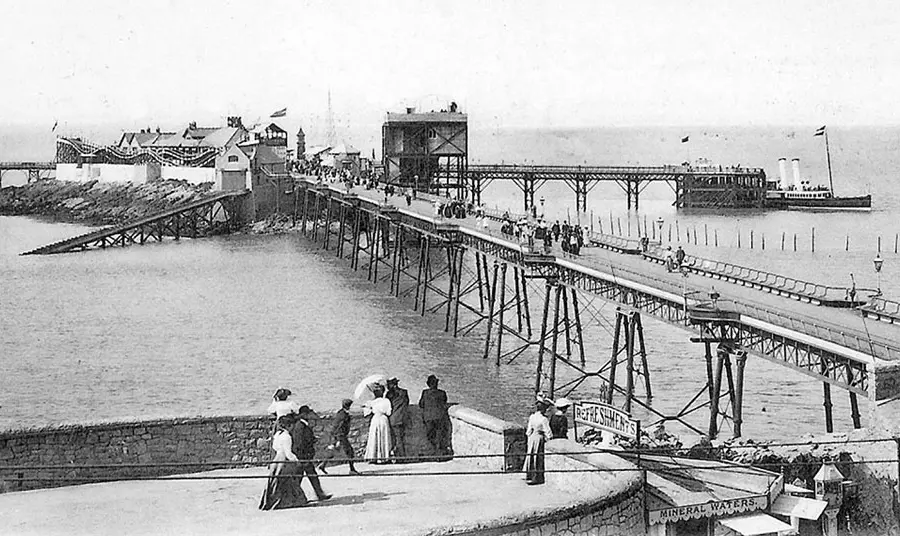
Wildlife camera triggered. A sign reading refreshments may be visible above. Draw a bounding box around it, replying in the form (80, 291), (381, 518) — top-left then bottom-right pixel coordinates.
(573, 400), (638, 440)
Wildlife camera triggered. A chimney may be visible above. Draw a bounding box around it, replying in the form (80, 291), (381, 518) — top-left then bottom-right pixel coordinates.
(406, 107), (416, 114)
(791, 158), (802, 190)
(778, 158), (787, 185)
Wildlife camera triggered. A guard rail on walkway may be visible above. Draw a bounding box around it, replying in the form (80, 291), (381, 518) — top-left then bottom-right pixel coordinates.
(642, 245), (853, 307)
(860, 297), (900, 324)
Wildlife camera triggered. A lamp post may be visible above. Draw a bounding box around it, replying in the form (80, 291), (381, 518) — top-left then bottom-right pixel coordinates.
(656, 217), (664, 245)
(540, 197), (545, 219)
(874, 254), (884, 296)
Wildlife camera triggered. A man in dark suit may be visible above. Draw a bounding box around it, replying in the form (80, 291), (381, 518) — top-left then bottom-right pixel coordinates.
(317, 398), (359, 475)
(292, 405), (331, 501)
(418, 374), (449, 456)
(386, 377), (410, 462)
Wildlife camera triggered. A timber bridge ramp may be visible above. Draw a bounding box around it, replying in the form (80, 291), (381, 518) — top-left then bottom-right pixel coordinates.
(21, 190), (248, 255)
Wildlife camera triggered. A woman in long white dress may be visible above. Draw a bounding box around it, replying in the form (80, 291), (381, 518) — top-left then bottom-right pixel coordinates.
(364, 386), (393, 464)
(523, 400), (552, 485)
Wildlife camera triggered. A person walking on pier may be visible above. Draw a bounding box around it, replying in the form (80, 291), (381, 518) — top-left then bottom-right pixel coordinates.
(523, 399), (552, 485)
(664, 246), (675, 272)
(675, 246), (686, 270)
(552, 221), (561, 241)
(259, 414), (309, 510)
(386, 377), (411, 462)
(292, 406), (332, 502)
(418, 374), (449, 457)
(317, 399), (360, 475)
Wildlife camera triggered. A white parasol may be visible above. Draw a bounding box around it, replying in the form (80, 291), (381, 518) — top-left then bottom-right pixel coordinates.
(353, 374), (387, 400)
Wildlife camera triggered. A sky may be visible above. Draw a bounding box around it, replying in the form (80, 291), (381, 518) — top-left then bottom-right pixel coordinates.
(1, 0), (898, 143)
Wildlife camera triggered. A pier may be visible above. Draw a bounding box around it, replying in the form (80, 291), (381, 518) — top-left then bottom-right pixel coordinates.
(464, 164), (768, 212)
(0, 161), (55, 186)
(290, 175), (898, 438)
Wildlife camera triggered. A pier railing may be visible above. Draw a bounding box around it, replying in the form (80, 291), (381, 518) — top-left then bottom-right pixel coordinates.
(642, 245), (851, 305)
(860, 296), (900, 324)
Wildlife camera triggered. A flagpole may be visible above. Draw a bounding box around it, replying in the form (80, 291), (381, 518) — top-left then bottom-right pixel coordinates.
(824, 129), (835, 194)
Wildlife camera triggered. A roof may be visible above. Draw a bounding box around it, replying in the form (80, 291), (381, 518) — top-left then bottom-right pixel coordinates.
(184, 126), (219, 140)
(638, 454), (783, 525)
(330, 142), (359, 155)
(253, 144), (284, 165)
(305, 145), (331, 157)
(813, 463), (844, 482)
(384, 112), (468, 124)
(199, 127), (243, 148)
(146, 132), (183, 147)
(252, 122), (287, 135)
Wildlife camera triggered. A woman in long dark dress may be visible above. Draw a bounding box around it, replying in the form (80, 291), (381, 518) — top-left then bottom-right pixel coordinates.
(523, 400), (552, 485)
(259, 415), (308, 510)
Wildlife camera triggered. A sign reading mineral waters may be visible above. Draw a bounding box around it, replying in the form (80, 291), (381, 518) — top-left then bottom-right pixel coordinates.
(573, 400), (638, 440)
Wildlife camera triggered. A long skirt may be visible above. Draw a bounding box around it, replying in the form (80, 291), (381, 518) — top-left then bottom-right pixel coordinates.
(523, 433), (546, 485)
(259, 461), (308, 510)
(364, 414), (392, 463)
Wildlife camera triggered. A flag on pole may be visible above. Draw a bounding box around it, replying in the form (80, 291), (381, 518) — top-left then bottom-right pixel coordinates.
(270, 107), (287, 118)
(814, 125), (826, 136)
(681, 136), (689, 143)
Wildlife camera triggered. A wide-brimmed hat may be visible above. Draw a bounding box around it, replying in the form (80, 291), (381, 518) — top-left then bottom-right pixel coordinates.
(387, 377), (399, 385)
(554, 397), (572, 409)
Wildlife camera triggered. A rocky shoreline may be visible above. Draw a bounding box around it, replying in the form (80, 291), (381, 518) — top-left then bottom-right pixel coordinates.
(0, 179), (214, 227)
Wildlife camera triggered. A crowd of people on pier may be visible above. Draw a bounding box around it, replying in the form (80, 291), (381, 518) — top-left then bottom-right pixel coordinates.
(258, 375), (451, 510)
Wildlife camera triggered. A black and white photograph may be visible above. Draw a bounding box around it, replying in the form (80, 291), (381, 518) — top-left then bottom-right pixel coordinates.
(0, 1), (898, 535)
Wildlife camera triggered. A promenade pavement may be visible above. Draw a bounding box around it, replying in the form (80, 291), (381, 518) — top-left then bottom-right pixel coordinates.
(338, 181), (900, 360)
(0, 459), (593, 536)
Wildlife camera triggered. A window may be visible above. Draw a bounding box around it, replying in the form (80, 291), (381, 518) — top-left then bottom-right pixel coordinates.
(227, 155), (239, 163)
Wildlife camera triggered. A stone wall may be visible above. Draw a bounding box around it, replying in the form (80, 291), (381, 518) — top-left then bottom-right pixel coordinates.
(447, 411), (646, 536)
(448, 405), (526, 472)
(0, 407), (432, 493)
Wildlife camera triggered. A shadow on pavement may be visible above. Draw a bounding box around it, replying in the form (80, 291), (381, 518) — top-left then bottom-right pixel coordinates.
(318, 491), (404, 507)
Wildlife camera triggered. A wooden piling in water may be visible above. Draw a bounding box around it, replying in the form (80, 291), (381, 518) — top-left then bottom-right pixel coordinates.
(750, 230), (754, 249)
(878, 235), (882, 252)
(812, 227), (816, 253)
(704, 224), (708, 246)
(793, 233), (797, 251)
(781, 232), (785, 251)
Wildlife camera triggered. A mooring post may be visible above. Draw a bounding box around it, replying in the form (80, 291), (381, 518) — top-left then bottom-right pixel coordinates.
(571, 287), (586, 367)
(733, 350), (747, 438)
(549, 283), (563, 397)
(607, 308), (623, 405)
(483, 261), (499, 359)
(534, 280), (553, 396)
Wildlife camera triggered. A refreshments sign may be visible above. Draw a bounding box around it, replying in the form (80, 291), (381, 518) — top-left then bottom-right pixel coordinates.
(573, 400), (639, 440)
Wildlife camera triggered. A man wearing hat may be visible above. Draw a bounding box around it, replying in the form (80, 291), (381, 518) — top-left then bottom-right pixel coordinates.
(386, 377), (410, 462)
(550, 398), (571, 439)
(317, 399), (359, 475)
(418, 374), (449, 456)
(292, 405), (332, 502)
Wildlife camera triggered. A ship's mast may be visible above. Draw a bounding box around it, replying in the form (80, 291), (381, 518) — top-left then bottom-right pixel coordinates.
(824, 129), (835, 193)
